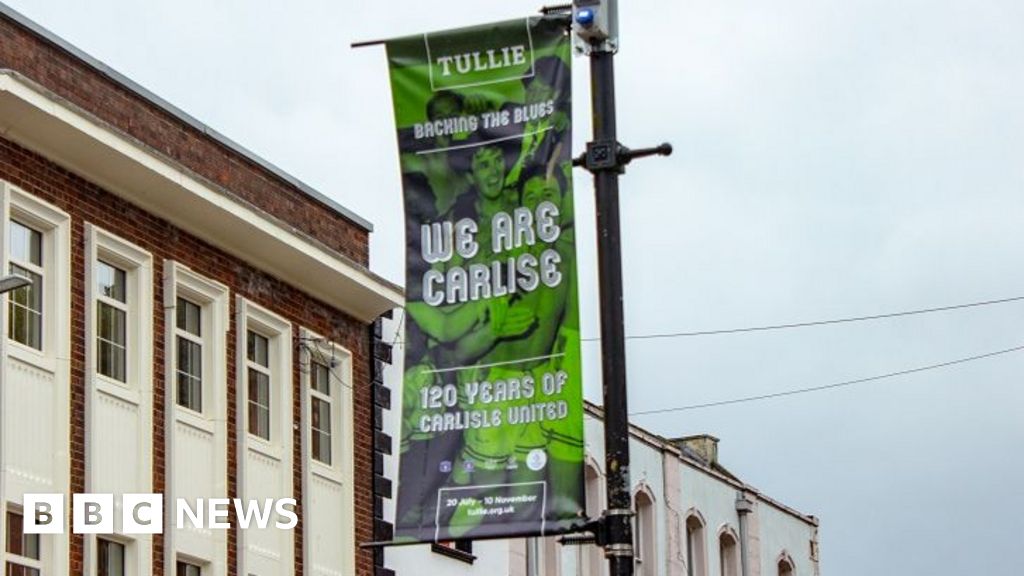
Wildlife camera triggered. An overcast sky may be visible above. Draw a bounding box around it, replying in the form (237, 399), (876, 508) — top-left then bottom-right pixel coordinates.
(6, 0), (1024, 573)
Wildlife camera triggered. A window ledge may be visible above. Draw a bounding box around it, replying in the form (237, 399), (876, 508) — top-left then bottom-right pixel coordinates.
(310, 461), (344, 484)
(246, 437), (283, 462)
(6, 342), (56, 374)
(431, 543), (476, 564)
(174, 408), (215, 435)
(95, 376), (140, 405)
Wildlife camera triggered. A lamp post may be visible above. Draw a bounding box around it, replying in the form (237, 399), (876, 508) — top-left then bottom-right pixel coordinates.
(570, 2), (671, 576)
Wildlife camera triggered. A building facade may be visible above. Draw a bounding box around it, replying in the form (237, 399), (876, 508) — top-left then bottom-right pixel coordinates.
(386, 404), (821, 576)
(0, 4), (402, 576)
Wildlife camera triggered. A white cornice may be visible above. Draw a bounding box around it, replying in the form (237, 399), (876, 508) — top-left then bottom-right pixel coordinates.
(0, 71), (403, 323)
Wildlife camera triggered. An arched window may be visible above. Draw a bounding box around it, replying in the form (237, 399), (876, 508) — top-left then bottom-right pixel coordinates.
(582, 461), (605, 576)
(633, 488), (656, 576)
(777, 552), (795, 576)
(526, 537), (561, 576)
(685, 512), (707, 576)
(718, 528), (739, 576)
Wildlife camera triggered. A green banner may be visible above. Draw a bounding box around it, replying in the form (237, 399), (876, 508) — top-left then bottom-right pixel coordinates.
(387, 16), (583, 542)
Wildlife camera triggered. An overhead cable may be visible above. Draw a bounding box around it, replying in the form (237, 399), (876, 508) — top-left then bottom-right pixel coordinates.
(582, 295), (1024, 342)
(630, 343), (1024, 415)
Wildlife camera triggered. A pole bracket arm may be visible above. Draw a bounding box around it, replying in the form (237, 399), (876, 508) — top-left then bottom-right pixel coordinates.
(578, 516), (609, 547)
(570, 506), (637, 550)
(539, 3), (574, 15)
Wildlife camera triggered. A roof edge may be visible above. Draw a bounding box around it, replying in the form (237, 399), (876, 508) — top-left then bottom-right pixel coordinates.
(0, 0), (374, 232)
(584, 401), (818, 527)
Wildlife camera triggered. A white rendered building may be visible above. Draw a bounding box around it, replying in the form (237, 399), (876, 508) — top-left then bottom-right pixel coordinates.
(386, 404), (820, 576)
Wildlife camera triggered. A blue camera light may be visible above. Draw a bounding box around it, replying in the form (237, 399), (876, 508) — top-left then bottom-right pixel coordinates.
(576, 8), (595, 26)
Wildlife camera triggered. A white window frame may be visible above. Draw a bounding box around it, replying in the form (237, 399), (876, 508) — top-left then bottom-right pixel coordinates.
(4, 506), (44, 575)
(95, 535), (132, 576)
(308, 361), (333, 466)
(300, 329), (352, 480)
(237, 298), (292, 456)
(525, 538), (541, 576)
(162, 261), (229, 576)
(165, 262), (229, 431)
(777, 551), (796, 576)
(245, 329), (272, 441)
(175, 556), (205, 576)
(1, 184), (70, 372)
(85, 224), (153, 398)
(632, 486), (657, 576)
(7, 219), (43, 351)
(718, 526), (740, 576)
(174, 297), (204, 413)
(94, 261), (128, 381)
(583, 458), (605, 576)
(685, 510), (708, 576)
(522, 536), (560, 576)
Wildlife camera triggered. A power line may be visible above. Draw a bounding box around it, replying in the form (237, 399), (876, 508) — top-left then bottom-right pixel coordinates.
(629, 343), (1024, 415)
(390, 308), (406, 349)
(297, 338), (353, 390)
(581, 295), (1024, 342)
(387, 295), (1024, 346)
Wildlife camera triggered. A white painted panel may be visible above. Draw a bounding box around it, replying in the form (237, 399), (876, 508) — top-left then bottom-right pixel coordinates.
(244, 448), (289, 575)
(90, 386), (153, 575)
(237, 299), (294, 576)
(3, 356), (70, 576)
(308, 473), (345, 575)
(300, 329), (354, 576)
(94, 389), (141, 495)
(4, 359), (57, 494)
(176, 421), (217, 497)
(174, 419), (219, 558)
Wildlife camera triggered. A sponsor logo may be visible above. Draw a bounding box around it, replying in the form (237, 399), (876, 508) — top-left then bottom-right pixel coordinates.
(526, 449), (547, 471)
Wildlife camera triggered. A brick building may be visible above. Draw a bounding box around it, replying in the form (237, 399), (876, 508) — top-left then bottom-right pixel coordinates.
(0, 3), (401, 576)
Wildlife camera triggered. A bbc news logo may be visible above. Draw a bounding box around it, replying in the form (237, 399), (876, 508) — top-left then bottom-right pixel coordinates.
(22, 494), (298, 534)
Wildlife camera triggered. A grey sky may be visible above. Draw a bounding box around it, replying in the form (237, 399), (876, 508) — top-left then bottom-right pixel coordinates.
(5, 0), (1023, 573)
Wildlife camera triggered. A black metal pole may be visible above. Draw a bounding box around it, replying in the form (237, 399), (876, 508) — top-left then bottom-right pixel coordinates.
(590, 48), (634, 576)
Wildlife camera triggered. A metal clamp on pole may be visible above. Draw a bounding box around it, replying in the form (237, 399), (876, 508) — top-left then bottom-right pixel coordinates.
(601, 508), (635, 559)
(584, 140), (624, 172)
(573, 141), (673, 172)
(604, 508), (634, 517)
(605, 543), (635, 558)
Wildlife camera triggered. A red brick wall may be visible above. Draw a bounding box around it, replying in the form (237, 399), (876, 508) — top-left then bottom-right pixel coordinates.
(0, 134), (377, 576)
(0, 12), (370, 267)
